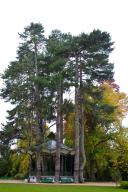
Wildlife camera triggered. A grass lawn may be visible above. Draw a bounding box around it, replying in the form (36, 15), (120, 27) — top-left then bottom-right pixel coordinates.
(0, 184), (125, 192)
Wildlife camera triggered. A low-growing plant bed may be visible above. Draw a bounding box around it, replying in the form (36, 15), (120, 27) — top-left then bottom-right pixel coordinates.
(120, 181), (128, 189)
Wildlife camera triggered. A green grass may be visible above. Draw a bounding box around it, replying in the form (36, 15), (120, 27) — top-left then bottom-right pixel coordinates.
(0, 184), (125, 192)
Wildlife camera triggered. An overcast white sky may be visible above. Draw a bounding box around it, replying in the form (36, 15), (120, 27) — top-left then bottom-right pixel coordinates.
(0, 0), (128, 126)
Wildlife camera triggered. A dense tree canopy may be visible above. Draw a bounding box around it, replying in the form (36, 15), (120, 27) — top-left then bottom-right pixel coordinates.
(0, 22), (128, 182)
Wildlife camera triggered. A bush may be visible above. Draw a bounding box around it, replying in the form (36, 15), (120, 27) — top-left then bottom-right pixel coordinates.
(0, 176), (13, 180)
(0, 158), (11, 177)
(120, 181), (128, 189)
(111, 169), (122, 183)
(14, 173), (25, 180)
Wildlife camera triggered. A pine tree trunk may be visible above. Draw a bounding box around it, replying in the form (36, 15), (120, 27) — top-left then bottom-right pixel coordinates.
(34, 43), (41, 180)
(55, 124), (61, 182)
(41, 155), (45, 176)
(36, 115), (42, 180)
(79, 103), (86, 182)
(89, 113), (95, 181)
(40, 119), (46, 176)
(29, 121), (33, 176)
(55, 81), (62, 182)
(36, 148), (41, 180)
(74, 55), (80, 183)
(60, 82), (63, 175)
(60, 83), (63, 144)
(79, 67), (86, 183)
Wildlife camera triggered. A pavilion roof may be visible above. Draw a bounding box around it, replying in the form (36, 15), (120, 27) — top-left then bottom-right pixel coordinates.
(41, 139), (75, 155)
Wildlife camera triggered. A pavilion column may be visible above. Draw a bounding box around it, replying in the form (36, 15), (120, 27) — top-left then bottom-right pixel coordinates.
(60, 155), (64, 176)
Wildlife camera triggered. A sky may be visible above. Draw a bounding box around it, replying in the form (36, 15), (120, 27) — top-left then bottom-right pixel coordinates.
(0, 0), (128, 126)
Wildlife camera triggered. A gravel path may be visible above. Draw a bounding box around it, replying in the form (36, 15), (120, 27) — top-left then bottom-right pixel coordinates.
(0, 180), (116, 186)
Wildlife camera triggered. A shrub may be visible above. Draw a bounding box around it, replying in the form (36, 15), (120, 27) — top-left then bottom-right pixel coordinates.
(14, 173), (25, 180)
(111, 169), (122, 183)
(120, 181), (128, 189)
